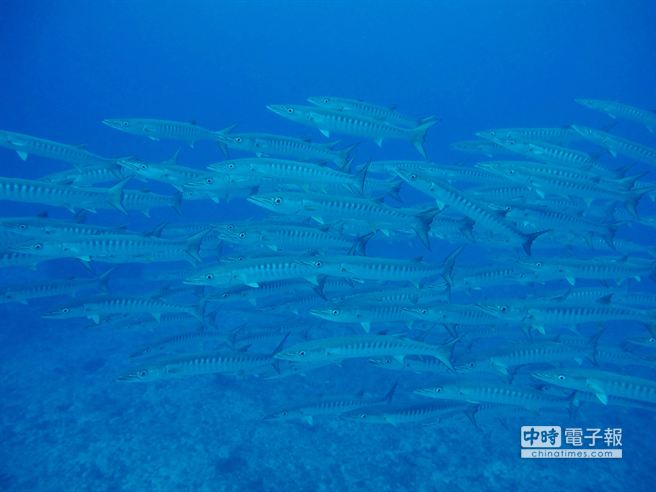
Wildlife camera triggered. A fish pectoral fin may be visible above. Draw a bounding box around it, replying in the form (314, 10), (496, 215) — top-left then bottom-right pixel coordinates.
(374, 138), (384, 147)
(246, 282), (260, 288)
(319, 129), (330, 138)
(16, 151), (28, 160)
(89, 314), (101, 324)
(393, 355), (405, 363)
(304, 416), (314, 426)
(360, 321), (371, 333)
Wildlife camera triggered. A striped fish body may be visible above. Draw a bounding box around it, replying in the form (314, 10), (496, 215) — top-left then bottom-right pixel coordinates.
(103, 118), (221, 145)
(0, 129), (115, 166)
(40, 164), (133, 186)
(575, 99), (656, 132)
(268, 104), (436, 157)
(307, 96), (433, 128)
(572, 125), (656, 166)
(534, 368), (656, 405)
(118, 351), (274, 381)
(0, 177), (125, 213)
(216, 132), (352, 168)
(343, 402), (468, 425)
(83, 296), (200, 323)
(276, 335), (454, 370)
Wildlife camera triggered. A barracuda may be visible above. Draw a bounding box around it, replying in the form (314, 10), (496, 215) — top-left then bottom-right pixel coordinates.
(247, 191), (439, 249)
(571, 125), (656, 167)
(307, 96), (436, 128)
(220, 224), (372, 256)
(267, 104), (437, 158)
(0, 129), (117, 166)
(342, 402), (469, 425)
(533, 368), (656, 405)
(215, 131), (356, 169)
(117, 154), (215, 190)
(519, 256), (656, 285)
(415, 382), (568, 410)
(369, 160), (505, 185)
(299, 247), (462, 287)
(476, 161), (654, 217)
(121, 189), (182, 216)
(575, 99), (656, 132)
(450, 139), (512, 157)
(11, 231), (207, 265)
(477, 132), (612, 176)
(102, 118), (231, 147)
(263, 383), (397, 425)
(275, 335), (457, 370)
(184, 256), (322, 288)
(477, 127), (580, 145)
(44, 295), (203, 324)
(395, 169), (548, 255)
(117, 350), (275, 381)
(0, 176), (127, 213)
(0, 269), (112, 304)
(207, 158), (369, 194)
(310, 303), (416, 332)
(460, 342), (590, 376)
(40, 164), (134, 186)
(478, 302), (652, 333)
(129, 331), (231, 358)
(403, 303), (507, 326)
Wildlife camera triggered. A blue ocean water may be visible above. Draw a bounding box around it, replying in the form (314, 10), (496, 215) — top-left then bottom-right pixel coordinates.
(1, 1), (656, 491)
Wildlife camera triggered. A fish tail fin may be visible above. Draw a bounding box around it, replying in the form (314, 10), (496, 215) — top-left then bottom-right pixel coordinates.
(522, 229), (551, 256)
(108, 177), (131, 215)
(185, 230), (208, 265)
(337, 142), (359, 171)
(411, 119), (438, 159)
(439, 337), (460, 371)
(172, 191), (183, 215)
(385, 178), (403, 202)
(214, 124), (236, 155)
(459, 217), (476, 242)
(441, 245), (465, 287)
(271, 332), (291, 357)
(412, 207), (441, 250)
(354, 161), (370, 194)
(97, 267), (115, 294)
(383, 381), (398, 403)
(347, 231), (375, 256)
(625, 187), (655, 218)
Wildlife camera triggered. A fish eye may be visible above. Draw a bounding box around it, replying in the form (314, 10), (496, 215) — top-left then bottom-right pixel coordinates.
(558, 375), (565, 381)
(649, 338), (655, 343)
(228, 163), (235, 169)
(410, 174), (417, 180)
(206, 273), (214, 280)
(314, 261), (322, 267)
(468, 362), (475, 368)
(206, 178), (214, 184)
(274, 197), (282, 205)
(434, 387), (442, 393)
(298, 350), (306, 357)
(500, 306), (507, 312)
(33, 243), (42, 250)
(421, 309), (427, 315)
(62, 308), (69, 313)
(332, 309), (339, 315)
(19, 224), (27, 230)
(359, 413), (367, 419)
(227, 225), (234, 231)
(509, 169), (515, 175)
(139, 370), (147, 377)
(140, 164), (147, 170)
(238, 232), (246, 239)
(122, 122), (129, 127)
(535, 262), (542, 268)
(235, 137), (242, 143)
(287, 108), (294, 114)
(281, 411), (287, 416)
